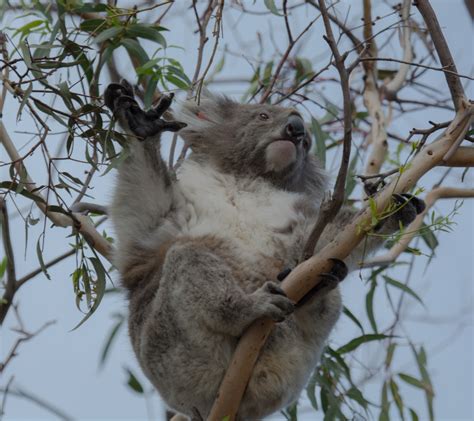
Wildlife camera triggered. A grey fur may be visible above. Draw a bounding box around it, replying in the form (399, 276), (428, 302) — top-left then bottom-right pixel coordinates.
(105, 82), (424, 420)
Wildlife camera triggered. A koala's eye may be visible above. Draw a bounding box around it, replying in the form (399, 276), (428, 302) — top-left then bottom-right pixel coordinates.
(258, 112), (269, 121)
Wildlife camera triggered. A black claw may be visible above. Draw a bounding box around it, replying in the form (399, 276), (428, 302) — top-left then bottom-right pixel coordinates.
(327, 257), (348, 281)
(319, 273), (340, 285)
(267, 283), (288, 297)
(119, 79), (134, 97)
(104, 80), (135, 111)
(392, 193), (407, 206)
(191, 407), (204, 421)
(161, 121), (188, 132)
(277, 267), (292, 282)
(401, 194), (426, 214)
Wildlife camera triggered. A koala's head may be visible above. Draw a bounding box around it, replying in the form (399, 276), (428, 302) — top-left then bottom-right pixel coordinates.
(178, 93), (326, 193)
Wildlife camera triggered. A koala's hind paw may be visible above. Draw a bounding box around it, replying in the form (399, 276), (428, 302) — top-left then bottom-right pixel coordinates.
(252, 281), (294, 322)
(103, 80), (186, 139)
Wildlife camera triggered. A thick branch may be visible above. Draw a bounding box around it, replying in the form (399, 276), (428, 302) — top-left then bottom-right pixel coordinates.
(384, 0), (412, 96)
(415, 0), (466, 111)
(362, 0), (388, 177)
(208, 101), (473, 421)
(442, 146), (474, 167)
(362, 186), (474, 268)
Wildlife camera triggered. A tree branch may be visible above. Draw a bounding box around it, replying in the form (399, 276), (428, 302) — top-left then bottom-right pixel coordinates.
(384, 0), (412, 96)
(442, 146), (474, 167)
(414, 0), (467, 112)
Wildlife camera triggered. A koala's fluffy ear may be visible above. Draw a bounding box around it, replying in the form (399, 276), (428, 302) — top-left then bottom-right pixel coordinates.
(177, 91), (237, 146)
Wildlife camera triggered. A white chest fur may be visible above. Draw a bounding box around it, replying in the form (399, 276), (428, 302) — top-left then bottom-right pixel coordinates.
(177, 161), (309, 262)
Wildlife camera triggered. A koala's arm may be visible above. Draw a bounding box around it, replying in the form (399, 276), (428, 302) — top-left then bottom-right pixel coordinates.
(316, 194), (426, 271)
(104, 81), (186, 279)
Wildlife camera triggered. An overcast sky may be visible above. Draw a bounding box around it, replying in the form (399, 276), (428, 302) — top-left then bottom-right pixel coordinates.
(1, 1), (473, 420)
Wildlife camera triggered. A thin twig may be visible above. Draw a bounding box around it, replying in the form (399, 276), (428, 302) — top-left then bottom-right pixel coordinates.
(260, 16), (319, 103)
(16, 249), (76, 290)
(360, 57), (474, 83)
(301, 0), (353, 261)
(1, 318), (55, 373)
(0, 198), (16, 325)
(0, 387), (73, 420)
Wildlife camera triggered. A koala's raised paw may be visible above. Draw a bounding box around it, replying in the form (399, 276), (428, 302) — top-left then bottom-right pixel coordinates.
(103, 80), (186, 139)
(252, 281), (294, 322)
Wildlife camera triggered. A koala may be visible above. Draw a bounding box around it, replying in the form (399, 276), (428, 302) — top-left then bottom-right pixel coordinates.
(104, 80), (425, 420)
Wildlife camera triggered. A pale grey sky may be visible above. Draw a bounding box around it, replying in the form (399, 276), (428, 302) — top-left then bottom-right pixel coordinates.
(1, 1), (473, 420)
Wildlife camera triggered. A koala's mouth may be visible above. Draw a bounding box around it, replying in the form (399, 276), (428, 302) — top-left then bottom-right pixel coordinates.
(265, 140), (297, 172)
(273, 136), (305, 146)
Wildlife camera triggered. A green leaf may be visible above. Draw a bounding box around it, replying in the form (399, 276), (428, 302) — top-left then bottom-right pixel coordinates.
(94, 26), (123, 44)
(0, 257), (7, 278)
(420, 222), (439, 251)
(143, 76), (159, 109)
(379, 381), (390, 421)
(165, 74), (189, 90)
(345, 153), (359, 198)
(264, 0), (283, 16)
(385, 342), (396, 368)
(126, 24), (167, 47)
(17, 82), (33, 121)
(75, 3), (109, 13)
(383, 275), (424, 306)
(398, 373), (427, 390)
(342, 306), (365, 334)
(70, 257), (107, 330)
(346, 386), (369, 409)
(63, 40), (94, 86)
(13, 19), (45, 39)
(126, 368), (144, 393)
(390, 379), (405, 420)
(337, 334), (391, 354)
(99, 314), (124, 367)
(306, 374), (318, 410)
(121, 38), (150, 66)
(365, 279), (378, 333)
(409, 408), (420, 421)
(411, 345), (434, 421)
(36, 235), (51, 280)
(311, 118), (327, 167)
(80, 18), (108, 33)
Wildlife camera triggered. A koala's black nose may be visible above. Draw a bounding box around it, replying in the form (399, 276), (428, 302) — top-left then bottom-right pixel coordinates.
(285, 115), (306, 143)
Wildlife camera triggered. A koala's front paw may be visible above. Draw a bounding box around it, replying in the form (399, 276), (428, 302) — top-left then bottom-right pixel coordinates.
(252, 281), (294, 322)
(103, 80), (186, 139)
(380, 193), (426, 231)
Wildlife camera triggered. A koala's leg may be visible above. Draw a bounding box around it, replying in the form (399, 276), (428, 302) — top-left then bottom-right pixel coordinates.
(104, 81), (186, 274)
